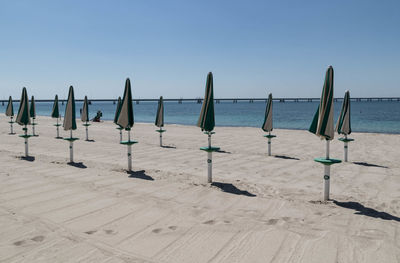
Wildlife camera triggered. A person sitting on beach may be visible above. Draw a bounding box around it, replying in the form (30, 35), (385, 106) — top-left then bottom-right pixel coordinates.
(92, 110), (102, 122)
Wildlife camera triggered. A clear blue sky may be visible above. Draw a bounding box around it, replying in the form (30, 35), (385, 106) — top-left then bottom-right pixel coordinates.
(1, 0), (399, 99)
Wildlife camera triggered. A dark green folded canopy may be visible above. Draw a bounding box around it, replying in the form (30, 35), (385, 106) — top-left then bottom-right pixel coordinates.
(6, 96), (13, 117)
(117, 78), (134, 129)
(336, 90), (351, 135)
(63, 86), (77, 131)
(51, 95), (60, 118)
(16, 87), (30, 126)
(114, 96), (122, 124)
(155, 96), (164, 128)
(81, 96), (89, 122)
(262, 93), (273, 132)
(197, 72), (215, 132)
(30, 96), (36, 119)
(309, 66), (335, 141)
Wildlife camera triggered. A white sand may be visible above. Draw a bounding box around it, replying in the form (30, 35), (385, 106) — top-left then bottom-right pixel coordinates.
(0, 114), (399, 262)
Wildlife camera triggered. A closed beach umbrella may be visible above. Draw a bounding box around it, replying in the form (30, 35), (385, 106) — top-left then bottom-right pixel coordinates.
(197, 72), (215, 132)
(6, 96), (15, 134)
(114, 96), (123, 142)
(81, 96), (91, 141)
(336, 91), (351, 135)
(262, 93), (276, 156)
(30, 96), (38, 136)
(117, 78), (134, 129)
(16, 87), (31, 157)
(336, 90), (353, 162)
(309, 66), (341, 201)
(198, 72), (219, 183)
(51, 95), (60, 118)
(16, 88), (30, 126)
(6, 96), (13, 117)
(117, 78), (137, 172)
(63, 86), (79, 163)
(52, 95), (62, 139)
(155, 96), (166, 146)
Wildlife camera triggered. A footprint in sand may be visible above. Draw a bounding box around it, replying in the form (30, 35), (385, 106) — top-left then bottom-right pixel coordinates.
(152, 228), (162, 233)
(266, 219), (279, 225)
(31, 236), (45, 242)
(104, 229), (115, 235)
(13, 240), (25, 246)
(84, 230), (97, 235)
(202, 220), (215, 225)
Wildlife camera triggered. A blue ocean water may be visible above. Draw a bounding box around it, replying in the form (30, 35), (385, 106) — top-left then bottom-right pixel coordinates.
(2, 100), (399, 134)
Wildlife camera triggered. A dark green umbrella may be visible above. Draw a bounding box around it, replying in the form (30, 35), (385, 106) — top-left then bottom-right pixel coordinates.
(6, 96), (15, 134)
(52, 95), (62, 139)
(309, 66), (341, 201)
(197, 72), (215, 132)
(155, 96), (166, 146)
(63, 86), (79, 163)
(114, 96), (123, 142)
(117, 78), (134, 129)
(336, 90), (353, 162)
(198, 72), (219, 183)
(262, 93), (276, 156)
(16, 87), (31, 157)
(117, 78), (137, 172)
(30, 96), (38, 136)
(81, 95), (91, 141)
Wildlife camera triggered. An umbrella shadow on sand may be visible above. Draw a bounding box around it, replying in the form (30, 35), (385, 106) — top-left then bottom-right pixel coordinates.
(128, 170), (154, 181)
(274, 155), (299, 160)
(67, 162), (87, 169)
(353, 162), (388, 169)
(333, 200), (400, 222)
(211, 182), (256, 197)
(161, 145), (176, 149)
(19, 156), (35, 162)
(85, 139), (95, 142)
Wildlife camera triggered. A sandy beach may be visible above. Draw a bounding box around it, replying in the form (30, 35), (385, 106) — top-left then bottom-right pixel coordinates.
(0, 114), (399, 262)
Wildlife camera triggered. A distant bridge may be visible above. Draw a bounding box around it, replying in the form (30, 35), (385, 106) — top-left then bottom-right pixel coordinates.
(1, 97), (399, 105)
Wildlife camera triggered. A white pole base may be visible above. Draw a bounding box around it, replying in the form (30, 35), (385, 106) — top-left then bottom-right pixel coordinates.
(86, 126), (89, 141)
(268, 138), (271, 156)
(128, 145), (132, 172)
(344, 142), (348, 162)
(69, 142), (73, 163)
(323, 165), (330, 201)
(25, 138), (28, 157)
(160, 133), (162, 147)
(207, 151), (212, 183)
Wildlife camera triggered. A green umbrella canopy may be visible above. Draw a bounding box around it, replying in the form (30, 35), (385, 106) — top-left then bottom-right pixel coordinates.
(336, 90), (351, 135)
(63, 86), (77, 131)
(51, 95), (60, 118)
(117, 78), (134, 129)
(16, 87), (31, 126)
(262, 93), (273, 132)
(197, 72), (215, 132)
(6, 96), (13, 117)
(309, 66), (335, 140)
(81, 96), (89, 122)
(113, 96), (122, 124)
(155, 96), (164, 128)
(29, 96), (36, 119)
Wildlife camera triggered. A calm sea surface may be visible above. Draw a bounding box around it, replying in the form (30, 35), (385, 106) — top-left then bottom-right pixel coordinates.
(2, 101), (399, 134)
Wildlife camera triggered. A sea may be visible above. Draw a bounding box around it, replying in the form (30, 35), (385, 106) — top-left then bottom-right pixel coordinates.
(2, 100), (399, 134)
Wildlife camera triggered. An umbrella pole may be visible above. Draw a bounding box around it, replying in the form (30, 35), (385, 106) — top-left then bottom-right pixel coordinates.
(24, 125), (28, 157)
(268, 132), (272, 156)
(160, 127), (163, 147)
(127, 129), (132, 172)
(324, 140), (330, 201)
(56, 118), (60, 138)
(85, 121), (89, 141)
(70, 130), (74, 163)
(32, 118), (36, 136)
(208, 132), (212, 183)
(119, 129), (122, 142)
(344, 134), (348, 162)
(10, 116), (14, 134)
